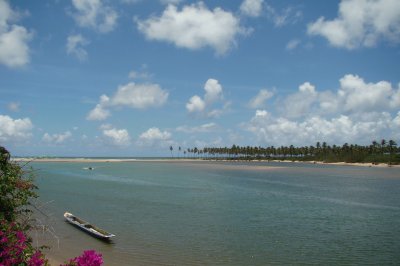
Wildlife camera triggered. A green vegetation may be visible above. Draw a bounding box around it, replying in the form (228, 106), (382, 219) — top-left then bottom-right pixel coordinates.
(0, 146), (48, 265)
(0, 146), (38, 229)
(183, 139), (400, 165)
(0, 146), (104, 265)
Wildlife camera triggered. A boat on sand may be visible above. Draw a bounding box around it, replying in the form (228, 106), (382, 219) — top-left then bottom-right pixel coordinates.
(64, 212), (115, 240)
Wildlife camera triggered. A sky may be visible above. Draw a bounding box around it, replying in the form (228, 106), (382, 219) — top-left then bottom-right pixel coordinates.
(0, 0), (400, 157)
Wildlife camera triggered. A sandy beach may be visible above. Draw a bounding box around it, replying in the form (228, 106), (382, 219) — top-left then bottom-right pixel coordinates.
(12, 157), (399, 168)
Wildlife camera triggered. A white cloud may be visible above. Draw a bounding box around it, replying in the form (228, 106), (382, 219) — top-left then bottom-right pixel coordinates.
(204, 78), (223, 103)
(307, 0), (400, 49)
(87, 83), (168, 121)
(338, 74), (398, 112)
(283, 82), (317, 118)
(286, 39), (301, 50)
(245, 110), (398, 146)
(240, 0), (264, 17)
(102, 126), (131, 146)
(176, 123), (218, 133)
(86, 103), (110, 121)
(0, 115), (33, 142)
(186, 79), (228, 117)
(244, 74), (400, 146)
(86, 95), (111, 121)
(138, 127), (172, 146)
(42, 131), (72, 144)
(137, 2), (248, 55)
(66, 34), (89, 61)
(280, 76), (400, 119)
(265, 4), (302, 27)
(70, 0), (118, 33)
(111, 83), (168, 109)
(139, 127), (171, 141)
(186, 95), (205, 113)
(248, 89), (273, 108)
(0, 0), (32, 68)
(394, 111), (400, 126)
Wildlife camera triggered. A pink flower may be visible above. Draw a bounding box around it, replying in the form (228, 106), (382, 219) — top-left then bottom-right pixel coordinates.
(16, 231), (26, 243)
(28, 251), (45, 266)
(75, 250), (103, 266)
(61, 250), (103, 266)
(0, 236), (8, 244)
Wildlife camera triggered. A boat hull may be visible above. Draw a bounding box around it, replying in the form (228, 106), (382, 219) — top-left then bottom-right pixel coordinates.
(64, 212), (115, 240)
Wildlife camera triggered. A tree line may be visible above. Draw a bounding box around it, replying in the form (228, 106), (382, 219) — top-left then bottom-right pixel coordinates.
(171, 139), (399, 164)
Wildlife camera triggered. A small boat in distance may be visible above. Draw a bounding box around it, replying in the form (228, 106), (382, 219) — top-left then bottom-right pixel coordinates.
(64, 212), (115, 240)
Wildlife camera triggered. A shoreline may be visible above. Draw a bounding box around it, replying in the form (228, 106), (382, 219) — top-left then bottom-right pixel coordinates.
(12, 157), (399, 168)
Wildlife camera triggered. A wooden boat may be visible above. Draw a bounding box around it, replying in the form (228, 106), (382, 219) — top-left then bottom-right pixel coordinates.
(64, 212), (115, 240)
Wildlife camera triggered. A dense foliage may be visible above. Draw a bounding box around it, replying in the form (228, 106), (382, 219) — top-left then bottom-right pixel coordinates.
(0, 146), (104, 266)
(184, 139), (400, 164)
(0, 146), (48, 265)
(0, 147), (37, 223)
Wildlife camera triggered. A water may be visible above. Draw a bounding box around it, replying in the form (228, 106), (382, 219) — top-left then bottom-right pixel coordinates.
(30, 161), (400, 265)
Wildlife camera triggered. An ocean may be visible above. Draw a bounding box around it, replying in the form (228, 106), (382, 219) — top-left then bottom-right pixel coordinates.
(31, 160), (400, 265)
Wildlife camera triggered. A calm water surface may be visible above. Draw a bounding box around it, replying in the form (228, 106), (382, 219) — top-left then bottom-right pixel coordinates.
(32, 161), (400, 265)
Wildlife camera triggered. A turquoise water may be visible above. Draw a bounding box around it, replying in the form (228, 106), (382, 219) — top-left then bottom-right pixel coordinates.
(32, 161), (400, 265)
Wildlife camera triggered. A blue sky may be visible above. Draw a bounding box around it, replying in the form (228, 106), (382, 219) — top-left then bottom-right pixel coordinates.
(1, 0), (400, 156)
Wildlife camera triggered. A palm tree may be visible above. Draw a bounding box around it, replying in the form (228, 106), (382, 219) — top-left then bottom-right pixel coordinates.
(169, 146), (173, 158)
(381, 139), (387, 155)
(388, 140), (397, 165)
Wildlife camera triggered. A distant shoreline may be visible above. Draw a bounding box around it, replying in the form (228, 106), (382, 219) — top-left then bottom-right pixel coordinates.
(11, 157), (399, 168)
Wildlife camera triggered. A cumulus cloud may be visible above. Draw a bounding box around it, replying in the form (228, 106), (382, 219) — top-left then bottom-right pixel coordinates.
(282, 82), (317, 118)
(66, 34), (89, 61)
(102, 126), (131, 146)
(138, 127), (172, 146)
(244, 74), (400, 146)
(248, 89), (274, 108)
(204, 78), (223, 103)
(245, 110), (399, 146)
(240, 0), (264, 17)
(0, 115), (33, 142)
(70, 0), (118, 33)
(86, 103), (110, 121)
(280, 76), (400, 118)
(307, 0), (400, 49)
(112, 83), (168, 109)
(87, 83), (168, 121)
(186, 95), (205, 113)
(0, 0), (32, 68)
(137, 2), (249, 54)
(338, 74), (397, 112)
(186, 79), (227, 117)
(139, 127), (171, 141)
(42, 131), (72, 144)
(86, 95), (111, 121)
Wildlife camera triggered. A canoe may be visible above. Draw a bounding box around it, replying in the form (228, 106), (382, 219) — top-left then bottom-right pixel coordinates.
(64, 212), (115, 240)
